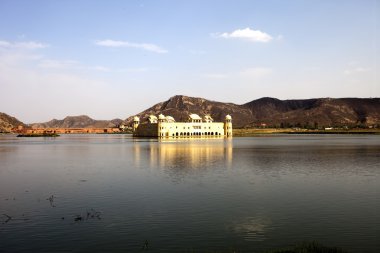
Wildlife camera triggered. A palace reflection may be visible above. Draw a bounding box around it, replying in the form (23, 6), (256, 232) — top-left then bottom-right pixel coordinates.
(133, 138), (233, 170)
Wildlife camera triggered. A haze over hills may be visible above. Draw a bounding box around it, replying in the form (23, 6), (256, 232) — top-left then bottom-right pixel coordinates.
(30, 115), (123, 129)
(0, 114), (123, 132)
(1, 95), (380, 132)
(126, 95), (380, 128)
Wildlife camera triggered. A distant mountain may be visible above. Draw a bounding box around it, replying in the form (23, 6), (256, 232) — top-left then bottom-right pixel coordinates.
(3, 96), (380, 131)
(125, 95), (380, 128)
(30, 115), (123, 129)
(243, 97), (380, 128)
(0, 112), (26, 132)
(124, 95), (253, 127)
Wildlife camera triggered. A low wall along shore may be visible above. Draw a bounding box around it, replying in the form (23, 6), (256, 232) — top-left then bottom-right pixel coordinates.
(23, 128), (122, 134)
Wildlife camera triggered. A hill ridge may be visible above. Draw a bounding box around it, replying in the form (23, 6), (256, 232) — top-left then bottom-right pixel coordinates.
(30, 115), (123, 129)
(2, 95), (379, 131)
(125, 95), (380, 128)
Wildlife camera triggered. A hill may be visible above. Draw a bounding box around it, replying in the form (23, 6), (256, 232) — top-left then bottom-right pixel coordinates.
(125, 95), (380, 128)
(124, 95), (253, 127)
(3, 96), (380, 131)
(0, 112), (26, 133)
(243, 97), (380, 128)
(30, 115), (123, 129)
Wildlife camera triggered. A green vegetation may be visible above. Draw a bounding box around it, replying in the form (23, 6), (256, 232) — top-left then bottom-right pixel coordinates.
(265, 241), (348, 253)
(180, 242), (348, 253)
(178, 242), (348, 253)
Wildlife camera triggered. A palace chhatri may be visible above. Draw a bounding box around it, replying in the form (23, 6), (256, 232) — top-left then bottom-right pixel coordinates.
(133, 114), (232, 137)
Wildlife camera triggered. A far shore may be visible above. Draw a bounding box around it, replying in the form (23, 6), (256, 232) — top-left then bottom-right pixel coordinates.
(233, 128), (380, 136)
(2, 128), (380, 137)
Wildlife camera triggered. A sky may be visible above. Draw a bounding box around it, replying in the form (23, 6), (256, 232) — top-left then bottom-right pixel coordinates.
(0, 0), (379, 123)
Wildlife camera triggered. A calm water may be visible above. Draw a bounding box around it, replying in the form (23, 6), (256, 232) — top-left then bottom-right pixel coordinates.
(0, 134), (379, 252)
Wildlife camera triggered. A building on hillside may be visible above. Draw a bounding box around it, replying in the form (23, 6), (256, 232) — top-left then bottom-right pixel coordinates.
(133, 114), (232, 137)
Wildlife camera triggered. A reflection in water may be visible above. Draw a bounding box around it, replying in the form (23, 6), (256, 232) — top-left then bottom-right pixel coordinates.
(228, 216), (273, 241)
(133, 138), (233, 170)
(0, 135), (379, 253)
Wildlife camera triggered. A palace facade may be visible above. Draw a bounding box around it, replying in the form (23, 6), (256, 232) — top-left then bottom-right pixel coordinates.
(133, 114), (232, 137)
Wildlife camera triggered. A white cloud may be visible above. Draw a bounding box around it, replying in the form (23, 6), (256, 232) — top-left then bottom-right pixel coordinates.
(0, 50), (128, 123)
(118, 67), (149, 73)
(0, 52), (43, 68)
(344, 67), (371, 75)
(354, 67), (371, 73)
(37, 59), (113, 72)
(240, 67), (273, 78)
(216, 28), (273, 43)
(203, 67), (272, 84)
(90, 66), (111, 72)
(203, 73), (228, 79)
(343, 61), (372, 75)
(38, 59), (79, 69)
(37, 59), (149, 73)
(0, 40), (49, 49)
(95, 39), (168, 53)
(0, 47), (156, 122)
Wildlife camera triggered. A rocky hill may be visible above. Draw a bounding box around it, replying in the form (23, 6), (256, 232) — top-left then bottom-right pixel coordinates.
(0, 112), (26, 132)
(30, 115), (123, 129)
(3, 96), (379, 131)
(243, 97), (380, 128)
(125, 95), (252, 127)
(126, 95), (380, 128)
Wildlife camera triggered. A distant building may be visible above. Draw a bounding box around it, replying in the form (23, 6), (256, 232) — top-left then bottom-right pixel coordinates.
(133, 114), (232, 137)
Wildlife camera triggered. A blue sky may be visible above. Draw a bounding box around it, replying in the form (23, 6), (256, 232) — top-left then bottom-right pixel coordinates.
(0, 0), (378, 123)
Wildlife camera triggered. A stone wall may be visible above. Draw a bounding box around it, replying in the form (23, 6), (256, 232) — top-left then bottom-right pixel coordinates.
(134, 123), (158, 137)
(22, 128), (122, 134)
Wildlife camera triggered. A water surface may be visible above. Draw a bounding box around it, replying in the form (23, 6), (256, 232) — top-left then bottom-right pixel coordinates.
(0, 134), (379, 252)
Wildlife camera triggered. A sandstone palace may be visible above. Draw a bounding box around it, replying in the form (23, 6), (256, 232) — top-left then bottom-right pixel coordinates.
(133, 114), (232, 137)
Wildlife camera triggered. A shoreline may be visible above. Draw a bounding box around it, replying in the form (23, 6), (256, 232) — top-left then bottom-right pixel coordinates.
(233, 128), (380, 136)
(3, 128), (380, 137)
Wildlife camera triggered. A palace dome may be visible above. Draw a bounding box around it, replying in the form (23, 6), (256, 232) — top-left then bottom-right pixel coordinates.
(165, 116), (175, 122)
(189, 114), (202, 120)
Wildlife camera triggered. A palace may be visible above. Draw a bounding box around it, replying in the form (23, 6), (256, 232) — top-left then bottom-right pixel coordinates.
(133, 114), (232, 137)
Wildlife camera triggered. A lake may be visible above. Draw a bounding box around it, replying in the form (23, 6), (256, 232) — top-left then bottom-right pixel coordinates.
(0, 134), (379, 252)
